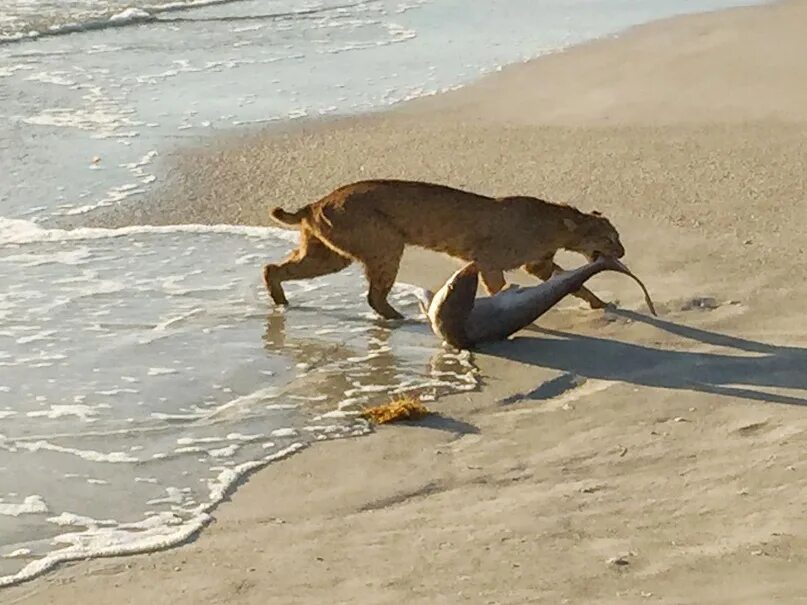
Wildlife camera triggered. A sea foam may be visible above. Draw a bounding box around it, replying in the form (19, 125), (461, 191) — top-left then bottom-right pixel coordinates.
(0, 218), (477, 586)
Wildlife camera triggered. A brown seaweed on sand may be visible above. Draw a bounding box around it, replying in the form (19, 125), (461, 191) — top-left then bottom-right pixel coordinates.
(361, 396), (433, 425)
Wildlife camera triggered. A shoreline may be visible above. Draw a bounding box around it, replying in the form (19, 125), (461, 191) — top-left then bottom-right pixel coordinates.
(82, 0), (806, 247)
(77, 0), (789, 230)
(5, 0), (807, 601)
(395, 0), (799, 125)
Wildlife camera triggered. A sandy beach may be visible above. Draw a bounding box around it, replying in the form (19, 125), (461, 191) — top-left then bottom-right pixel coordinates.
(5, 0), (807, 603)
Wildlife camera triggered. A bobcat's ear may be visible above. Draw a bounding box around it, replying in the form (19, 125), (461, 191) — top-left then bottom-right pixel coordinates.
(563, 218), (578, 231)
(591, 209), (602, 217)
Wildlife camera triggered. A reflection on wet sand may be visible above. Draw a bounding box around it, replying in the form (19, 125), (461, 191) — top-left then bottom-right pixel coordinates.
(262, 311), (478, 417)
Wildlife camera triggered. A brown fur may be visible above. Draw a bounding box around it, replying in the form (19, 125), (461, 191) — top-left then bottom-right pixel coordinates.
(264, 180), (625, 319)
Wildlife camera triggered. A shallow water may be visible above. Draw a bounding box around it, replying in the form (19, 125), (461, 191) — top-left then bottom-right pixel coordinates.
(0, 220), (476, 584)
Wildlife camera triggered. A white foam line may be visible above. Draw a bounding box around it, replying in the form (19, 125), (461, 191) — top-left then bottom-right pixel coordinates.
(0, 217), (299, 246)
(202, 442), (306, 505)
(147, 367), (179, 376)
(197, 386), (282, 423)
(0, 495), (48, 517)
(153, 309), (204, 332)
(25, 71), (77, 86)
(0, 9), (154, 44)
(149, 0), (262, 14)
(8, 424), (173, 442)
(0, 0), (368, 44)
(26, 404), (107, 421)
(0, 442), (307, 588)
(123, 150), (158, 172)
(0, 513), (209, 588)
(13, 441), (138, 463)
(47, 512), (117, 527)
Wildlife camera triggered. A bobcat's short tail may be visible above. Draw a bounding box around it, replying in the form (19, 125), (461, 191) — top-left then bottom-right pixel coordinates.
(270, 207), (308, 226)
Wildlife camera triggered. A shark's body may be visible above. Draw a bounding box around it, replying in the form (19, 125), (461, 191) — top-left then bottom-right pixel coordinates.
(420, 257), (656, 350)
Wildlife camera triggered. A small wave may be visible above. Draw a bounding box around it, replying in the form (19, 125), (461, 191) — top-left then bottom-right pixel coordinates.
(0, 442), (308, 587)
(0, 216), (299, 246)
(0, 0), (372, 45)
(0, 8), (155, 45)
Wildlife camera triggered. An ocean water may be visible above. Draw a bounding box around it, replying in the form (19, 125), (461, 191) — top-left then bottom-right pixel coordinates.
(0, 0), (763, 587)
(0, 219), (477, 585)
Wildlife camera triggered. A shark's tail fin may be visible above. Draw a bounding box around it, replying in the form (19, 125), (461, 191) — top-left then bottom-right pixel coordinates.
(602, 257), (657, 316)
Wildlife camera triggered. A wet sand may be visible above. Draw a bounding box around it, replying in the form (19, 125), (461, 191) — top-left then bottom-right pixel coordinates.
(6, 0), (807, 603)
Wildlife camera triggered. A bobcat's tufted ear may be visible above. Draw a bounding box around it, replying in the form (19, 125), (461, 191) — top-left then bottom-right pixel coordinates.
(563, 218), (578, 231)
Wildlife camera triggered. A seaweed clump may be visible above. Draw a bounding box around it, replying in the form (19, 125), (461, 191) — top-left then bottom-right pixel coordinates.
(361, 396), (433, 425)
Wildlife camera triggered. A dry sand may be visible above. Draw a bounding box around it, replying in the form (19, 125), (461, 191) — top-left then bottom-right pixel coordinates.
(7, 1), (807, 603)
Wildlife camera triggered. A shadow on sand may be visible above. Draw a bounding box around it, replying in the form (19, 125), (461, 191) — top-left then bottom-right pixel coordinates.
(483, 308), (807, 407)
(394, 413), (480, 435)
